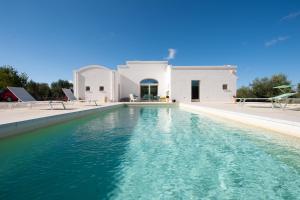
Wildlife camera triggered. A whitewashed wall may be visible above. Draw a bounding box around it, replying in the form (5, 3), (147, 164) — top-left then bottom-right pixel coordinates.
(118, 61), (171, 99)
(73, 62), (237, 103)
(112, 70), (119, 102)
(171, 67), (237, 103)
(74, 65), (114, 101)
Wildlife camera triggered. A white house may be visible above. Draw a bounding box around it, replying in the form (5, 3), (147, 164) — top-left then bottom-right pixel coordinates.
(73, 61), (237, 103)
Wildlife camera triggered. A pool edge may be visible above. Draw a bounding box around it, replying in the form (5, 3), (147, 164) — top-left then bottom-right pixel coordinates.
(0, 103), (124, 138)
(179, 103), (300, 138)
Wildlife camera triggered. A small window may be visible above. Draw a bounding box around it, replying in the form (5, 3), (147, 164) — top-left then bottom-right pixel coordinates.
(222, 84), (228, 90)
(99, 86), (104, 91)
(86, 86), (90, 91)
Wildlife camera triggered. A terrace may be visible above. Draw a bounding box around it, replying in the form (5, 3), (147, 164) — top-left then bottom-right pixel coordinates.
(1, 101), (300, 139)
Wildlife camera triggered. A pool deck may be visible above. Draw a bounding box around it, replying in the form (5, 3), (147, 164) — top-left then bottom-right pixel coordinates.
(0, 103), (117, 124)
(0, 101), (300, 138)
(0, 102), (124, 138)
(180, 102), (300, 138)
(187, 102), (300, 123)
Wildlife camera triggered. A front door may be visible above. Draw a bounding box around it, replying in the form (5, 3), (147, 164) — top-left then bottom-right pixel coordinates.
(191, 80), (200, 102)
(140, 85), (149, 100)
(149, 85), (158, 99)
(140, 79), (159, 101)
(140, 85), (158, 100)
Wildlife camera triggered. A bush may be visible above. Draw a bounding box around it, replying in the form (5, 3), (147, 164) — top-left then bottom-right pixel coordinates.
(236, 86), (254, 98)
(238, 74), (292, 98)
(26, 80), (51, 100)
(50, 79), (73, 100)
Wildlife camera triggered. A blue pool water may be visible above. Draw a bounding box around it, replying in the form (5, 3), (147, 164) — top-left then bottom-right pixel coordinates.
(1, 106), (300, 199)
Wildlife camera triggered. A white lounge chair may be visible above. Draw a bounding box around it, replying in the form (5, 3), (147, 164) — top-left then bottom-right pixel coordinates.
(269, 85), (297, 109)
(7, 87), (66, 110)
(238, 85), (297, 110)
(62, 88), (98, 106)
(238, 93), (297, 110)
(129, 94), (138, 102)
(268, 92), (297, 109)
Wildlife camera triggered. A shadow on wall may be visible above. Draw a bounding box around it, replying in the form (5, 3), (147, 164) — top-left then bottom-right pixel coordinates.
(78, 74), (85, 100)
(119, 75), (139, 101)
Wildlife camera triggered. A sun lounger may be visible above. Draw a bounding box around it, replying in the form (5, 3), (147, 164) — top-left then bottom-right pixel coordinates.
(269, 85), (296, 109)
(62, 88), (98, 106)
(7, 87), (66, 109)
(237, 93), (297, 110)
(237, 84), (297, 110)
(268, 92), (297, 109)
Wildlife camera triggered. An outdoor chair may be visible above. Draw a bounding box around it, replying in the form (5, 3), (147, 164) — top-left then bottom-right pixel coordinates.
(268, 92), (297, 109)
(7, 87), (66, 110)
(129, 94), (138, 102)
(62, 88), (98, 106)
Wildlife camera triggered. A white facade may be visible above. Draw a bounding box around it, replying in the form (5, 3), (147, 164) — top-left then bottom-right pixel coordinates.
(118, 61), (171, 99)
(73, 65), (118, 102)
(73, 61), (237, 103)
(171, 66), (237, 102)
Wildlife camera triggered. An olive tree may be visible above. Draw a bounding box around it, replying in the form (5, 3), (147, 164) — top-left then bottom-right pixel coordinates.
(50, 79), (73, 99)
(0, 65), (28, 89)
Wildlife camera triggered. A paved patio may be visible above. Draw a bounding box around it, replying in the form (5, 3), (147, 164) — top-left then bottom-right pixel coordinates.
(1, 101), (300, 138)
(0, 101), (176, 124)
(188, 102), (300, 123)
(0, 102), (122, 125)
(1, 101), (299, 125)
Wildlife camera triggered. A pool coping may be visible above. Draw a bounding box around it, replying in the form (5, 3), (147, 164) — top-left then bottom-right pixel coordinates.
(0, 103), (124, 138)
(180, 103), (300, 138)
(1, 102), (300, 139)
(125, 102), (176, 106)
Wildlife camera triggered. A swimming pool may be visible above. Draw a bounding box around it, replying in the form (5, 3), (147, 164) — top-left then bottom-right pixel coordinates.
(1, 106), (300, 199)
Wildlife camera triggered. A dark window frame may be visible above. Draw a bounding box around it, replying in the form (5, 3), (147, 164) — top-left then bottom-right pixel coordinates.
(191, 80), (200, 101)
(222, 84), (228, 90)
(85, 86), (90, 91)
(99, 86), (104, 91)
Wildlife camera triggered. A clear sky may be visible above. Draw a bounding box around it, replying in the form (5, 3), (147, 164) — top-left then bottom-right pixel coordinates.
(0, 0), (299, 87)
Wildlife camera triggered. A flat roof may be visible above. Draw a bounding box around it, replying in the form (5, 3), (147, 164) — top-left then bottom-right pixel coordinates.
(173, 65), (237, 70)
(126, 61), (169, 64)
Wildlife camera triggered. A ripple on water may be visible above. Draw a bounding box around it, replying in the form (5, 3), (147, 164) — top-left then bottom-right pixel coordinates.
(0, 106), (300, 200)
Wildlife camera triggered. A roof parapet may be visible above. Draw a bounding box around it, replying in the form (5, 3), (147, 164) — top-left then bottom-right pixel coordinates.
(126, 61), (169, 65)
(173, 65), (237, 70)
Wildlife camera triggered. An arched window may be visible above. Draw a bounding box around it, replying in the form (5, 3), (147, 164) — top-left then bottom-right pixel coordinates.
(140, 79), (158, 101)
(140, 79), (158, 85)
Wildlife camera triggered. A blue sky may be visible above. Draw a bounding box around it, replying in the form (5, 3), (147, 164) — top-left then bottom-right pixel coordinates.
(0, 0), (299, 87)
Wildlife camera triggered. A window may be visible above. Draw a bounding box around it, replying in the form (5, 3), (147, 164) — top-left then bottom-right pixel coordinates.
(99, 86), (104, 91)
(85, 86), (90, 91)
(140, 79), (158, 84)
(140, 79), (158, 100)
(191, 80), (200, 101)
(222, 84), (228, 90)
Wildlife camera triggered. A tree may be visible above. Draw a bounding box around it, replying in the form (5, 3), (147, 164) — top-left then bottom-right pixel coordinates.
(236, 86), (254, 98)
(38, 83), (52, 100)
(296, 83), (300, 98)
(237, 74), (292, 98)
(269, 74), (292, 94)
(0, 66), (73, 101)
(251, 77), (270, 98)
(51, 79), (73, 99)
(0, 65), (28, 89)
(251, 74), (291, 98)
(26, 80), (51, 100)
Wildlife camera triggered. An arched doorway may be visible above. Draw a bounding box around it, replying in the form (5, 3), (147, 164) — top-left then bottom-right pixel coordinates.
(140, 79), (158, 101)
